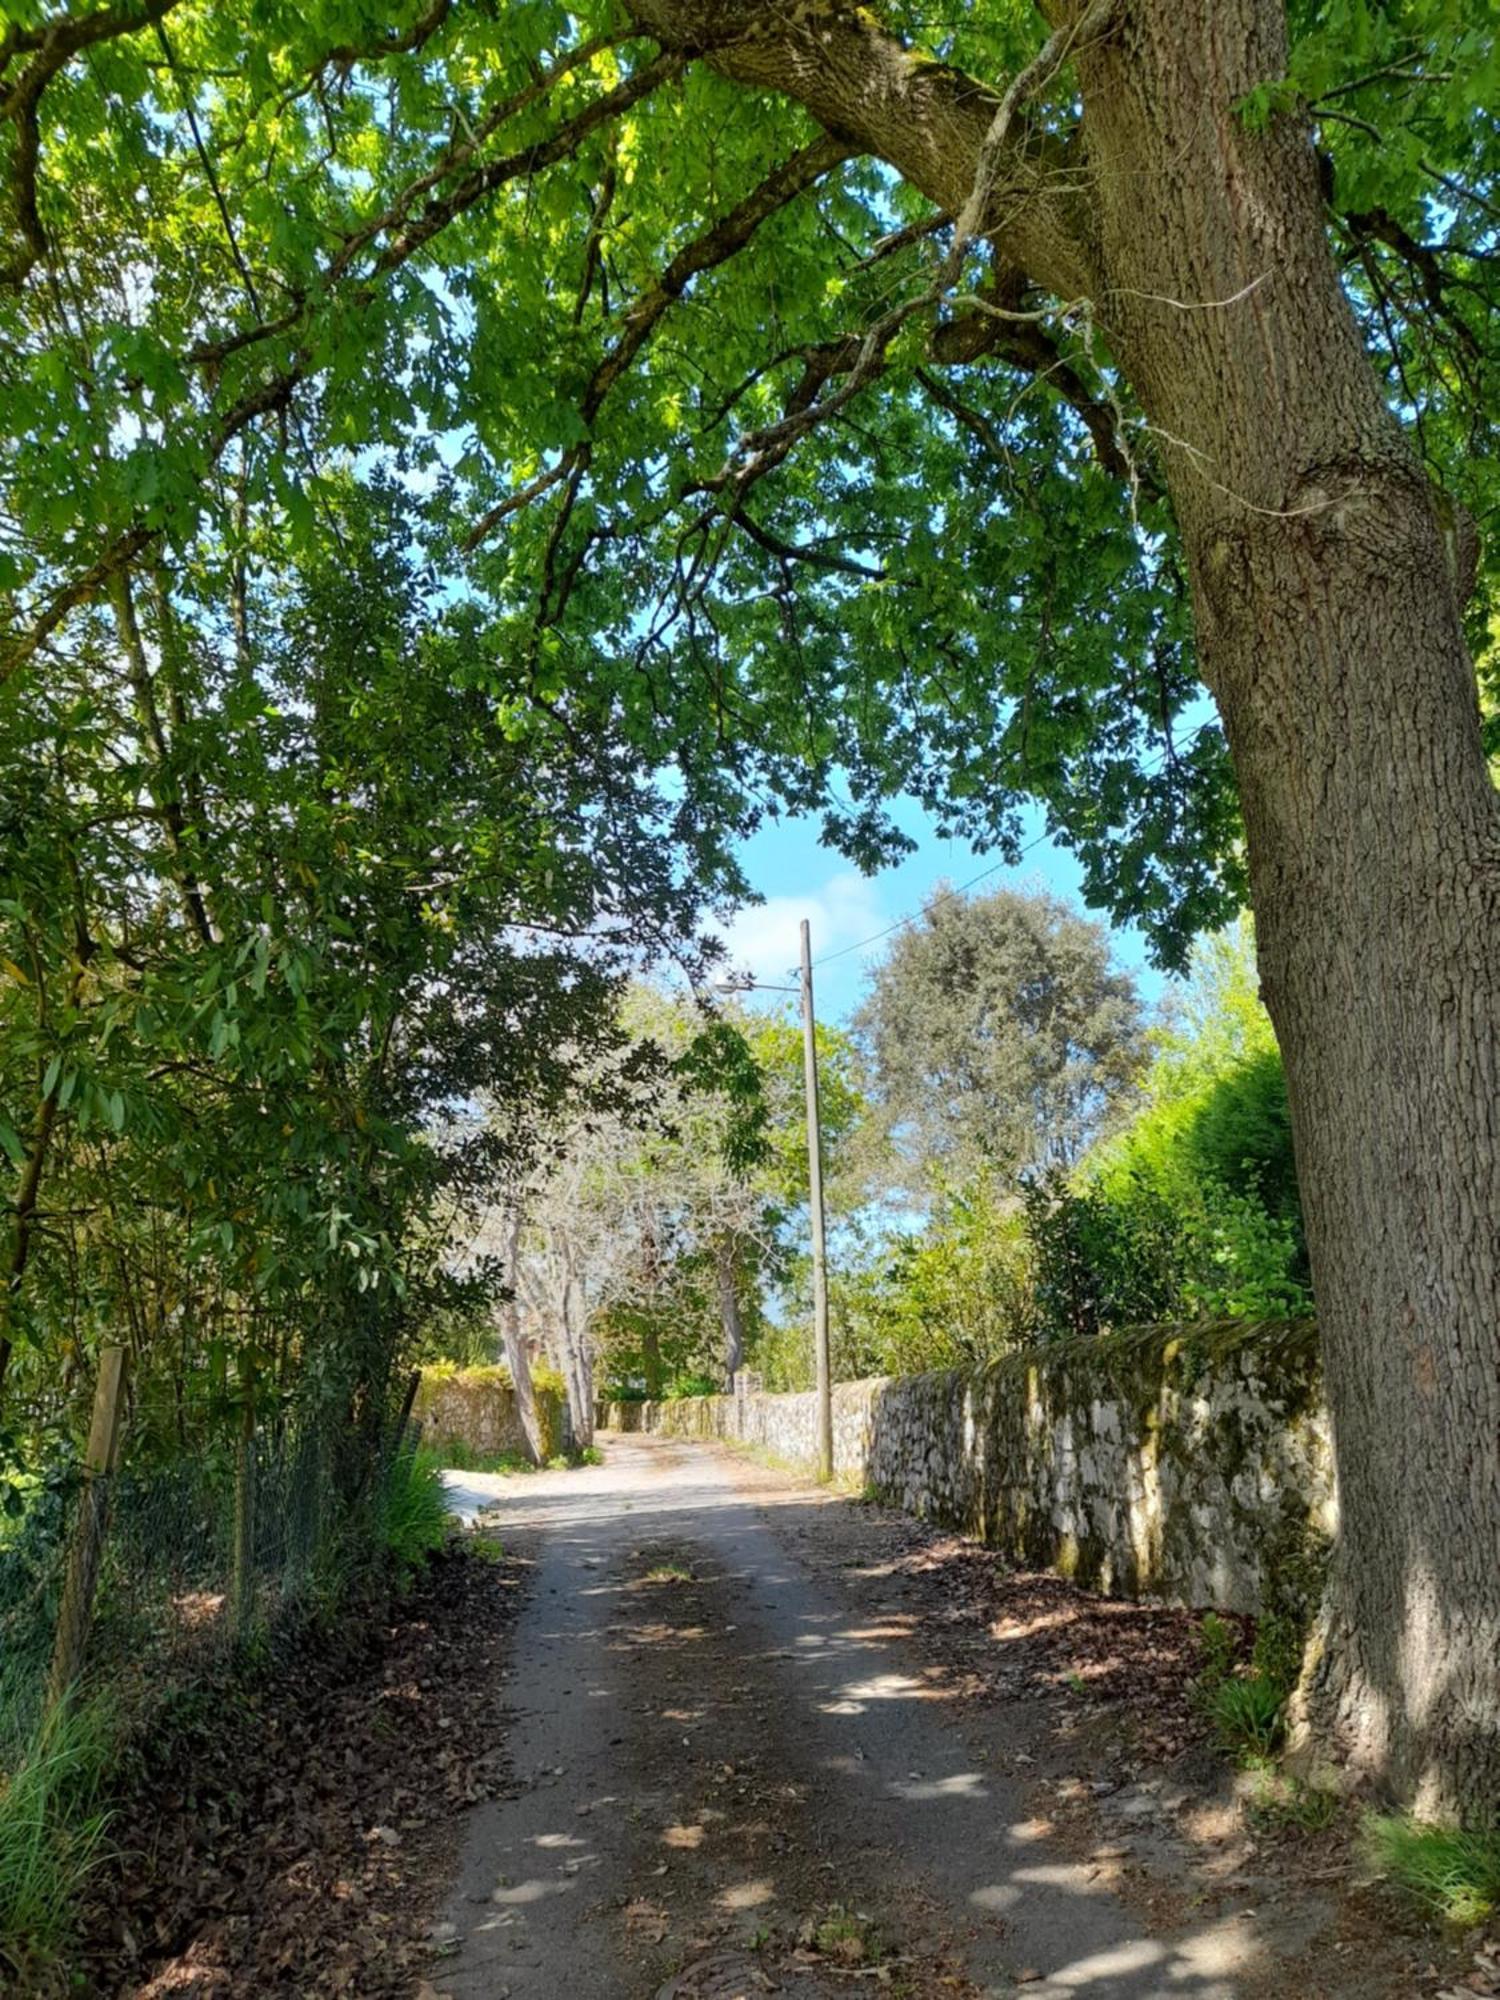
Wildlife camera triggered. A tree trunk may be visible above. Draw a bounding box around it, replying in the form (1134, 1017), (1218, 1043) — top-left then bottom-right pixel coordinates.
(500, 1307), (547, 1463)
(714, 1236), (745, 1387)
(558, 1269), (594, 1449)
(627, 0), (1500, 1814)
(640, 1317), (664, 1401)
(0, 1081), (62, 1409)
(497, 1208), (545, 1465)
(1072, 0), (1500, 1815)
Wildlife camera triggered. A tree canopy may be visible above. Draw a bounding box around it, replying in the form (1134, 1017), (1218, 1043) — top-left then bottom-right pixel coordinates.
(6, 0), (1500, 1814)
(8, 0), (1487, 975)
(854, 884), (1146, 1183)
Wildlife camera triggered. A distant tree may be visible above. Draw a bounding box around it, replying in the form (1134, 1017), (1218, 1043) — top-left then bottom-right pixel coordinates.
(855, 887), (1146, 1188)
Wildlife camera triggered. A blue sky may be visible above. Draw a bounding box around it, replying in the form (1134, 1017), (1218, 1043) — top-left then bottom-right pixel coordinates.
(711, 794), (1170, 1029)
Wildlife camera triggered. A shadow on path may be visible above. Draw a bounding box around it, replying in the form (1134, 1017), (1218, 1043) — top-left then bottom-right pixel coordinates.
(435, 1436), (1272, 1999)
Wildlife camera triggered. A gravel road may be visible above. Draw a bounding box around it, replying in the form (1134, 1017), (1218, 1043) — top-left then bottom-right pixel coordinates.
(431, 1434), (1273, 1999)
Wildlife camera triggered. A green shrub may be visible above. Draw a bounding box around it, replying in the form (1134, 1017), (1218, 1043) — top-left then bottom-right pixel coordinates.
(1204, 1673), (1286, 1757)
(1011, 923), (1312, 1337)
(0, 1693), (113, 1980)
(663, 1372), (720, 1400)
(419, 1360), (513, 1392)
(831, 1170), (1034, 1379)
(381, 1452), (451, 1573)
(1363, 1815), (1500, 1926)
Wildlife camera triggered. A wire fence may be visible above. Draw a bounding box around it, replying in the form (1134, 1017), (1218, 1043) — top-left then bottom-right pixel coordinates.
(0, 1355), (420, 1777)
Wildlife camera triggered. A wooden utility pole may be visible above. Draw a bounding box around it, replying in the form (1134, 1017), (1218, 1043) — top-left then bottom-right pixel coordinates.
(800, 919), (833, 1483)
(48, 1343), (128, 1707)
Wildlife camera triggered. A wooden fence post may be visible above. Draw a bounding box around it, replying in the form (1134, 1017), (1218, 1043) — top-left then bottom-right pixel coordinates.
(47, 1344), (128, 1708)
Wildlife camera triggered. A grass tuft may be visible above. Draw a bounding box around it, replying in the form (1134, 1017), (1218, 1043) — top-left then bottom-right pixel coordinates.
(1241, 1762), (1339, 1833)
(1204, 1672), (1285, 1757)
(381, 1452), (451, 1574)
(0, 1694), (113, 1980)
(1363, 1814), (1500, 1927)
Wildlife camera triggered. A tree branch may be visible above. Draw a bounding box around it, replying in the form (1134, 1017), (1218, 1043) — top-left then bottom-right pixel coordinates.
(1, 0), (181, 287)
(729, 507), (886, 579)
(625, 0), (1099, 302)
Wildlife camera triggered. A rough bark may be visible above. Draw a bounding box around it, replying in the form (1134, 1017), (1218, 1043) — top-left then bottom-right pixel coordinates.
(714, 1236), (745, 1386)
(496, 1208), (546, 1465)
(629, 0), (1093, 300)
(631, 0), (1500, 1814)
(1072, 0), (1500, 1819)
(558, 1269), (595, 1448)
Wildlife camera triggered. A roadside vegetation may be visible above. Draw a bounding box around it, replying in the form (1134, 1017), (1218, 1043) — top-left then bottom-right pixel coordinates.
(1363, 1817), (1500, 1929)
(3, 0), (1500, 1967)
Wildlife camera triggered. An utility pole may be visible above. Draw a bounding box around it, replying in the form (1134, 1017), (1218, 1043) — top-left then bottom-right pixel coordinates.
(711, 930), (834, 1481)
(800, 919), (833, 1482)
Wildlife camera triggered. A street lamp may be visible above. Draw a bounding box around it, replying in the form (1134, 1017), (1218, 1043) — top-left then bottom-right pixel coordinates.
(711, 917), (833, 1482)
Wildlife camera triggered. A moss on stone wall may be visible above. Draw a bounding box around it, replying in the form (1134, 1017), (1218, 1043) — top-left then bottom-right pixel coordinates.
(606, 1319), (1332, 1618)
(415, 1364), (565, 1461)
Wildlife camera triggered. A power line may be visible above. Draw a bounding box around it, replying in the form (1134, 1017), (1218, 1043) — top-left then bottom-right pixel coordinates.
(811, 721), (1217, 972)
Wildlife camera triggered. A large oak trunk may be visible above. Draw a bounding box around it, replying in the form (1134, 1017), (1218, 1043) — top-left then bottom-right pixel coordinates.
(1076, 0), (1500, 1813)
(634, 0), (1500, 1810)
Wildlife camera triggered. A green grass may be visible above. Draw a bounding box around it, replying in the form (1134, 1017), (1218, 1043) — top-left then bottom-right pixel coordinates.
(419, 1439), (603, 1475)
(381, 1451), (452, 1573)
(418, 1439), (538, 1475)
(1241, 1762), (1339, 1833)
(1363, 1814), (1500, 1926)
(0, 1694), (113, 1982)
(810, 1906), (883, 1966)
(1204, 1672), (1286, 1757)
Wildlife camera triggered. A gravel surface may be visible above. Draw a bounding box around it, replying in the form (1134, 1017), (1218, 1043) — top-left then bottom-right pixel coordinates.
(432, 1433), (1453, 1999)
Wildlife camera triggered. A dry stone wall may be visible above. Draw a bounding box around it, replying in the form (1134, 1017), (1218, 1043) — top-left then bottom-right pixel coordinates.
(416, 1366), (564, 1461)
(604, 1321), (1333, 1615)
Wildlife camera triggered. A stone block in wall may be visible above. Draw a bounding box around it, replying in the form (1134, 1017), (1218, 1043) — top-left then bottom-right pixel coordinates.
(416, 1365), (565, 1461)
(597, 1320), (1332, 1617)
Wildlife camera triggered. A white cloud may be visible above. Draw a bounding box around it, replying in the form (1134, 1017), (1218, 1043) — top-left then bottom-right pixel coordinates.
(711, 871), (888, 997)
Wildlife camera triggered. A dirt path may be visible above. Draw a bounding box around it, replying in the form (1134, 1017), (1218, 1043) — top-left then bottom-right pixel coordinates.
(433, 1433), (1400, 2000)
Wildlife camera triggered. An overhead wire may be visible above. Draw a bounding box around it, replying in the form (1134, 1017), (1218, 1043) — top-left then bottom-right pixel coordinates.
(809, 718), (1218, 972)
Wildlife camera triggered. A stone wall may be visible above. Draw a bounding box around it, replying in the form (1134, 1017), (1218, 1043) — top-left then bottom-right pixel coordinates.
(608, 1378), (882, 1478)
(603, 1320), (1333, 1615)
(415, 1365), (564, 1461)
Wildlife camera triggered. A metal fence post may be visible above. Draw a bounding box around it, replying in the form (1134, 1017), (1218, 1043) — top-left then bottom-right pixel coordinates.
(232, 1394), (257, 1641)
